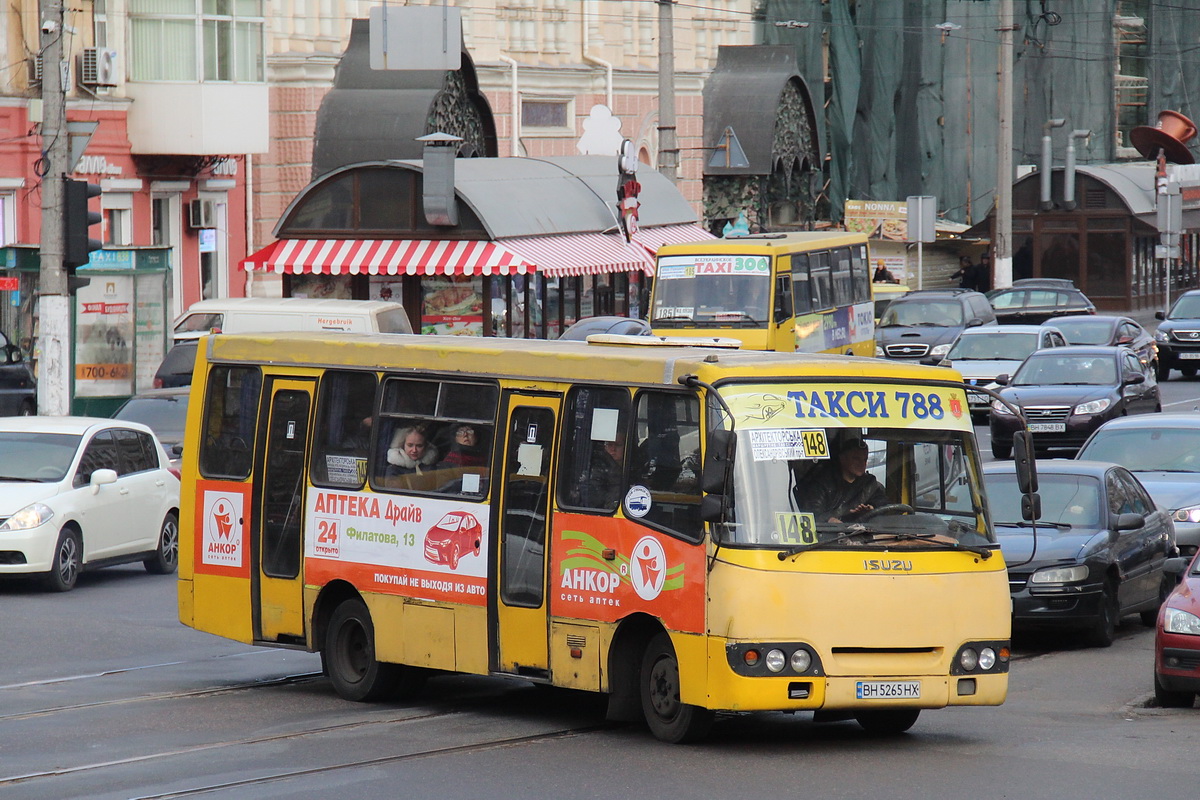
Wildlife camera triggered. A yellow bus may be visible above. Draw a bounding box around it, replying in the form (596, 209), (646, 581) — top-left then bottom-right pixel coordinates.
(178, 331), (1013, 743)
(650, 232), (876, 355)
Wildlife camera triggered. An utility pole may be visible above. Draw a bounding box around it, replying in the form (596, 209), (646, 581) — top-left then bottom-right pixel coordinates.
(993, 0), (1014, 289)
(657, 0), (677, 184)
(37, 0), (72, 415)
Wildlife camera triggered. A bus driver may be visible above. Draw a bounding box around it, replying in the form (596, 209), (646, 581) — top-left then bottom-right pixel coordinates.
(795, 435), (888, 523)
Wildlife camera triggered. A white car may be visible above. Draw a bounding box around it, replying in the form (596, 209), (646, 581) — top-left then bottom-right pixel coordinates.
(938, 324), (1069, 416)
(0, 416), (181, 591)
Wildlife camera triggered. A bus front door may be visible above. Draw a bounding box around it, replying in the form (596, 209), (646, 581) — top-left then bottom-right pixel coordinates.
(252, 378), (314, 645)
(494, 394), (560, 677)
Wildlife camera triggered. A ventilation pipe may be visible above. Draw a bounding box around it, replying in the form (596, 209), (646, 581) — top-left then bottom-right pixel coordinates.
(1063, 129), (1091, 211)
(497, 55), (521, 157)
(1040, 118), (1066, 210)
(582, 0), (614, 109)
(418, 132), (463, 227)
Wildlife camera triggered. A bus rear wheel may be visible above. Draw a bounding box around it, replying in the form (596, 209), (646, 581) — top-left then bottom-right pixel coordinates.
(854, 709), (920, 735)
(325, 598), (406, 702)
(640, 632), (714, 743)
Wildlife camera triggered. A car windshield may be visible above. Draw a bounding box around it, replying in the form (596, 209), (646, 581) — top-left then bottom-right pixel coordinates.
(1169, 295), (1200, 319)
(1053, 318), (1113, 345)
(985, 472), (1101, 529)
(652, 254), (771, 326)
(1013, 353), (1115, 386)
(174, 312), (223, 335)
(947, 332), (1038, 361)
(113, 395), (189, 441)
(879, 300), (964, 328)
(0, 432), (81, 482)
(1079, 427), (1200, 472)
(717, 425), (992, 548)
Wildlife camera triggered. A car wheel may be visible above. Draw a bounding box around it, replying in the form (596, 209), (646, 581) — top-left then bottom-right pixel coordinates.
(1154, 673), (1195, 708)
(991, 440), (1012, 459)
(324, 598), (414, 702)
(144, 512), (179, 574)
(18, 399), (34, 416)
(1183, 366), (1198, 378)
(42, 527), (81, 592)
(1087, 580), (1118, 648)
(448, 543), (460, 570)
(854, 709), (921, 735)
(640, 631), (714, 743)
(1141, 576), (1172, 627)
(1156, 361), (1171, 381)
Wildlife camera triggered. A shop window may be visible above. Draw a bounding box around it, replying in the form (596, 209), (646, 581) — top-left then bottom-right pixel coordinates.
(198, 365), (262, 479)
(374, 377), (498, 497)
(310, 371), (378, 489)
(558, 386), (631, 514)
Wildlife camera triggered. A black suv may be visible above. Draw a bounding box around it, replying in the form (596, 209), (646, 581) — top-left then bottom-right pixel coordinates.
(0, 330), (35, 416)
(985, 279), (1096, 325)
(875, 289), (997, 364)
(1154, 289), (1200, 380)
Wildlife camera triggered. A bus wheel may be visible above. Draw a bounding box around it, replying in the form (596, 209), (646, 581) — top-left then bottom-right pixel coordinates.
(640, 632), (714, 743)
(854, 709), (920, 735)
(325, 598), (402, 702)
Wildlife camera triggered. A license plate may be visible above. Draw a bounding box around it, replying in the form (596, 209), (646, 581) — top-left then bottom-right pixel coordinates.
(967, 391), (987, 404)
(1028, 422), (1066, 433)
(1180, 352), (1200, 360)
(856, 681), (921, 700)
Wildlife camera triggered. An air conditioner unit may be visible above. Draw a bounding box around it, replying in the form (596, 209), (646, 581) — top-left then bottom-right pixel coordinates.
(188, 199), (216, 229)
(81, 47), (119, 87)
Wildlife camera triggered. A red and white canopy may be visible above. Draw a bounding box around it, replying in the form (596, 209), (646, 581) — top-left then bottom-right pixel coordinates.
(241, 238), (535, 275)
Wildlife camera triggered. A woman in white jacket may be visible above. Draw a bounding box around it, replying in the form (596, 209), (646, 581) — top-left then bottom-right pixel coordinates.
(386, 425), (439, 475)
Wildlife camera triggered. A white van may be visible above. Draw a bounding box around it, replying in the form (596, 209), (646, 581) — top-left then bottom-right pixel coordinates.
(172, 298), (413, 342)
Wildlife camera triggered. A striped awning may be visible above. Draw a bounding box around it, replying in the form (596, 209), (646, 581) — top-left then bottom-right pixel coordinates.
(500, 232), (655, 277)
(631, 223), (716, 255)
(240, 239), (536, 275)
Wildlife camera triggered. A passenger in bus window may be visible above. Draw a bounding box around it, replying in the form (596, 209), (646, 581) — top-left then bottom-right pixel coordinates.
(794, 435), (887, 523)
(386, 425), (439, 475)
(575, 431), (627, 510)
(439, 423), (487, 468)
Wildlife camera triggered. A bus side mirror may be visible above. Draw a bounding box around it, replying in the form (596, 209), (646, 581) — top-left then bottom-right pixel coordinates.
(700, 428), (736, 522)
(1021, 493), (1041, 521)
(1013, 430), (1038, 494)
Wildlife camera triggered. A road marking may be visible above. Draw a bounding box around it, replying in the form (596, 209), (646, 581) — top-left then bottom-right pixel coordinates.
(1163, 397), (1200, 410)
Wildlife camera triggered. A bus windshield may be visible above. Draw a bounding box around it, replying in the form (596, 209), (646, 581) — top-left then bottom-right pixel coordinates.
(652, 254), (771, 326)
(715, 383), (993, 551)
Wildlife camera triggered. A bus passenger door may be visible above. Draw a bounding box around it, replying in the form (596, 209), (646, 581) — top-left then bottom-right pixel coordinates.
(252, 378), (314, 645)
(494, 394), (560, 677)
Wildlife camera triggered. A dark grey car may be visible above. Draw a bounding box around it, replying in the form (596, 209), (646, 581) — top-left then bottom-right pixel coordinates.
(875, 289), (997, 365)
(0, 330), (35, 416)
(984, 460), (1176, 646)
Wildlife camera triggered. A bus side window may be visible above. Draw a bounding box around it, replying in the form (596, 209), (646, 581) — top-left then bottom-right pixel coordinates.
(198, 365), (262, 480)
(632, 391), (702, 541)
(558, 386), (631, 514)
(831, 247), (853, 308)
(810, 251), (833, 311)
(790, 254), (813, 315)
(774, 273), (793, 323)
(851, 244), (871, 304)
(310, 370), (378, 490)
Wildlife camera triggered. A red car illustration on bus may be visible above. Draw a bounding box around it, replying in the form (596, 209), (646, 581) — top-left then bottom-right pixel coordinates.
(423, 511), (482, 570)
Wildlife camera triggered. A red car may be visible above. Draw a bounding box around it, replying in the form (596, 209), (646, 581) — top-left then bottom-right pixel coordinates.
(1154, 551), (1200, 708)
(423, 511), (482, 570)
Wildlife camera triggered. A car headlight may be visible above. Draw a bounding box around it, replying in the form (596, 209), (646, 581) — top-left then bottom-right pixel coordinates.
(1163, 607), (1200, 635)
(1173, 505), (1200, 524)
(1074, 398), (1111, 415)
(1154, 329), (1169, 342)
(991, 399), (1014, 415)
(1030, 564), (1089, 584)
(0, 502), (54, 532)
(875, 345), (884, 357)
(930, 343), (951, 359)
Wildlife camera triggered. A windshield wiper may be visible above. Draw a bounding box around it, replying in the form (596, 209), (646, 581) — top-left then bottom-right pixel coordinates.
(995, 520), (1071, 529)
(864, 530), (994, 559)
(777, 527), (875, 560)
(0, 476), (43, 482)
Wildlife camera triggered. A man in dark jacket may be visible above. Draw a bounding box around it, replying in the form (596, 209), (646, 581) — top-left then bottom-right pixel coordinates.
(794, 435), (888, 523)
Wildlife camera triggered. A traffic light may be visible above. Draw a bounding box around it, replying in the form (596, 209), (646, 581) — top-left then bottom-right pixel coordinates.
(63, 178), (102, 271)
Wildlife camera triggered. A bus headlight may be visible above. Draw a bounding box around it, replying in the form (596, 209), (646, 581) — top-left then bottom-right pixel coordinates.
(789, 649), (811, 672)
(765, 649), (786, 673)
(978, 647), (997, 670)
(959, 648), (979, 671)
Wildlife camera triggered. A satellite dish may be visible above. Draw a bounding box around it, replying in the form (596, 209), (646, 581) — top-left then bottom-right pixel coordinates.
(1130, 110), (1197, 165)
